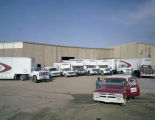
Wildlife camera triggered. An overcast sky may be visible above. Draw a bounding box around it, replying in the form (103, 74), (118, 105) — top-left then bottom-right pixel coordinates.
(0, 0), (155, 48)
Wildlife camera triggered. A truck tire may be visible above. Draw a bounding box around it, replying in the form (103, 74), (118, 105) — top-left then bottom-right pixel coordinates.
(65, 74), (67, 78)
(101, 71), (104, 76)
(20, 75), (27, 81)
(87, 71), (90, 76)
(33, 76), (38, 83)
(14, 75), (18, 80)
(134, 71), (140, 78)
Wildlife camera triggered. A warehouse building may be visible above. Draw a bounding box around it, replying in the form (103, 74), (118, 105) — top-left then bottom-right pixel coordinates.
(0, 42), (155, 68)
(0, 42), (114, 67)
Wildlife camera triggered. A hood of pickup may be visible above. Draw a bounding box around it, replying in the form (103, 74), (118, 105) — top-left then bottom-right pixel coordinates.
(95, 85), (126, 94)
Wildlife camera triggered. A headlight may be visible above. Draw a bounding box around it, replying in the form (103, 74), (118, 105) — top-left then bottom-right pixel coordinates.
(94, 92), (100, 98)
(115, 94), (123, 100)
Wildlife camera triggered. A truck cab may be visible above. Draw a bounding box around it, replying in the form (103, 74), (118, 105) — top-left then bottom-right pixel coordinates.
(45, 67), (62, 77)
(116, 61), (132, 74)
(30, 67), (50, 83)
(96, 60), (110, 75)
(61, 68), (76, 77)
(53, 62), (76, 77)
(140, 65), (155, 77)
(93, 74), (140, 106)
(83, 59), (99, 75)
(63, 60), (86, 75)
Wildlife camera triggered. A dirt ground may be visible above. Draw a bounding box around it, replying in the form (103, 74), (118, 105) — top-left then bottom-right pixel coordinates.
(0, 76), (155, 120)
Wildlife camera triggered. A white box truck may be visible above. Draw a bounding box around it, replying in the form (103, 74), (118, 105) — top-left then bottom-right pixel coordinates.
(53, 62), (76, 77)
(63, 59), (86, 75)
(83, 59), (99, 75)
(96, 60), (110, 75)
(0, 57), (33, 80)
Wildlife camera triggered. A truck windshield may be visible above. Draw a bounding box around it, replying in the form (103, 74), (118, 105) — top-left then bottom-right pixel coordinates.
(32, 67), (42, 71)
(62, 68), (70, 71)
(49, 68), (57, 71)
(86, 65), (96, 68)
(99, 65), (108, 68)
(73, 66), (83, 70)
(104, 78), (125, 86)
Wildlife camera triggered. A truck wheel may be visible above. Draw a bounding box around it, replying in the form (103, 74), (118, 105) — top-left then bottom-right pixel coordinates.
(87, 71), (90, 76)
(101, 71), (104, 76)
(33, 76), (38, 83)
(120, 99), (127, 106)
(65, 74), (67, 78)
(20, 75), (27, 81)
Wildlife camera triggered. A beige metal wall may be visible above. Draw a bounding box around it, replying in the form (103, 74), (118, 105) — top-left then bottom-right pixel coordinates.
(110, 43), (137, 58)
(136, 43), (155, 68)
(20, 42), (114, 66)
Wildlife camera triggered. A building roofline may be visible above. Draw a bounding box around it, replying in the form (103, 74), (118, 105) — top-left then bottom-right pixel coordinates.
(0, 41), (113, 50)
(107, 42), (155, 48)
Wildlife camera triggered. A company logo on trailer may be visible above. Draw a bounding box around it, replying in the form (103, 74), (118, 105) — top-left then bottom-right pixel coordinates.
(0, 63), (12, 73)
(120, 61), (131, 68)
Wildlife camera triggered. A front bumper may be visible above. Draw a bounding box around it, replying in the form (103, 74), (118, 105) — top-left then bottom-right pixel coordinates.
(78, 71), (86, 74)
(93, 92), (125, 104)
(51, 73), (61, 77)
(66, 73), (76, 76)
(38, 76), (49, 80)
(91, 71), (98, 75)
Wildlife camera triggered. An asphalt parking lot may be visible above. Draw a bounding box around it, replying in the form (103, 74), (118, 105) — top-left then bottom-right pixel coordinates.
(0, 76), (155, 120)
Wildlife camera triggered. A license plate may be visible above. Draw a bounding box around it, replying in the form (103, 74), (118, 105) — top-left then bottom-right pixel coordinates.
(131, 88), (137, 92)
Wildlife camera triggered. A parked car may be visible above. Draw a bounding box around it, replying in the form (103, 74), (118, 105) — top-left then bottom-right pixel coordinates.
(93, 74), (140, 106)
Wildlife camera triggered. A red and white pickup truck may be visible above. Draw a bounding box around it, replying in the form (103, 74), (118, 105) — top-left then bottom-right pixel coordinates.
(93, 74), (140, 106)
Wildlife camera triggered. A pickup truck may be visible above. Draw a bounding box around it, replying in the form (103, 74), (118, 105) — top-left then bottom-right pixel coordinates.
(30, 67), (50, 83)
(140, 65), (155, 77)
(61, 68), (77, 77)
(93, 74), (140, 106)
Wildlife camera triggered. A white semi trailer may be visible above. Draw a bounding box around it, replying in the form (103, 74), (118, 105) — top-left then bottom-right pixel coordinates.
(0, 57), (50, 82)
(104, 58), (152, 75)
(0, 57), (33, 80)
